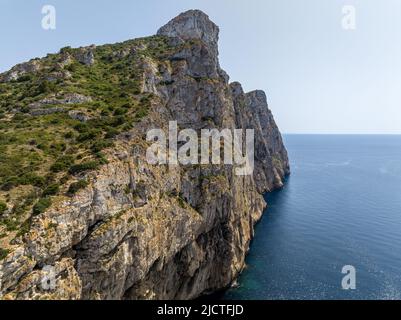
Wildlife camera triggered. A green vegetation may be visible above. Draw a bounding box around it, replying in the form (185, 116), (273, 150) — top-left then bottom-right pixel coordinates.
(0, 248), (10, 260)
(42, 183), (60, 196)
(37, 80), (56, 95)
(177, 196), (187, 209)
(0, 201), (7, 215)
(0, 191), (37, 232)
(32, 197), (52, 216)
(0, 35), (181, 240)
(50, 155), (74, 173)
(67, 180), (89, 195)
(68, 161), (99, 175)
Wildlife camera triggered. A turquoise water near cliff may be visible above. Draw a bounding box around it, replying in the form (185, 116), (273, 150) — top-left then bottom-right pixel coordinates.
(224, 135), (401, 300)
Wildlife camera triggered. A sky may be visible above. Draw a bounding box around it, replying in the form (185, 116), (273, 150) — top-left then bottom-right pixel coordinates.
(1, 0), (400, 134)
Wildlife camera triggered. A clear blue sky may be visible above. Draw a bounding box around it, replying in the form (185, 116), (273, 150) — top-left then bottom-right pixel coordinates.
(1, 0), (400, 134)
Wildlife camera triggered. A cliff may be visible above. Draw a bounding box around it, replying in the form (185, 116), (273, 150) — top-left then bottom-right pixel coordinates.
(0, 10), (289, 300)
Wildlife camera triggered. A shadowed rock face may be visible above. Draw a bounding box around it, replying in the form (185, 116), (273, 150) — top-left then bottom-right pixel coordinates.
(0, 10), (289, 300)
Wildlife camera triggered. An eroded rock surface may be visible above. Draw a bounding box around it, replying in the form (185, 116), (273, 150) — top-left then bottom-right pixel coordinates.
(0, 10), (289, 300)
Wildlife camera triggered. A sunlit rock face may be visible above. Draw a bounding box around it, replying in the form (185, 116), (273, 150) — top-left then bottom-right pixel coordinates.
(0, 9), (289, 300)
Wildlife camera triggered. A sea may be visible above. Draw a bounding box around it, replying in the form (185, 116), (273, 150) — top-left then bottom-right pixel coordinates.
(223, 135), (401, 300)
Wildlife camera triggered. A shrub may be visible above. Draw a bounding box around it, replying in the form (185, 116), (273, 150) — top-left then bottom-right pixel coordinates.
(67, 180), (89, 195)
(50, 142), (66, 152)
(112, 115), (126, 126)
(27, 174), (46, 187)
(60, 46), (72, 54)
(18, 173), (46, 188)
(140, 96), (150, 104)
(73, 123), (89, 133)
(0, 248), (10, 260)
(1, 178), (18, 191)
(90, 139), (113, 153)
(113, 108), (127, 116)
(76, 129), (99, 142)
(42, 183), (60, 196)
(105, 128), (119, 139)
(100, 110), (110, 117)
(12, 113), (26, 121)
(19, 106), (30, 113)
(135, 107), (148, 120)
(94, 152), (108, 164)
(1, 217), (19, 231)
(36, 81), (56, 95)
(68, 161), (99, 175)
(33, 197), (52, 216)
(0, 201), (7, 215)
(17, 75), (32, 82)
(64, 131), (74, 139)
(50, 155), (75, 173)
(122, 123), (132, 131)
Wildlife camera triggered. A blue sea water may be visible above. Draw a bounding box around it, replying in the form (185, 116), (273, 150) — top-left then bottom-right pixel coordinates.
(223, 135), (401, 300)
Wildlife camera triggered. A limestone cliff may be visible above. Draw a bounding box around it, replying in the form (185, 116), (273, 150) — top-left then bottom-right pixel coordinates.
(0, 10), (289, 300)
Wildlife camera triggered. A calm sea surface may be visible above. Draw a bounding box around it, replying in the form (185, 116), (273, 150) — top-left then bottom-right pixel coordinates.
(223, 135), (401, 300)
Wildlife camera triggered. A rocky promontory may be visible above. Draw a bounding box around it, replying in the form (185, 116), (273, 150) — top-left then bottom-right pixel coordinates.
(0, 10), (289, 300)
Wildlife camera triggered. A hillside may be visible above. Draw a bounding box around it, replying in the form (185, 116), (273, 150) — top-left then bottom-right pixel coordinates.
(0, 10), (289, 300)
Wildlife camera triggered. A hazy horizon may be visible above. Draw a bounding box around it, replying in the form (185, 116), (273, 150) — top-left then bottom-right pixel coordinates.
(1, 0), (400, 134)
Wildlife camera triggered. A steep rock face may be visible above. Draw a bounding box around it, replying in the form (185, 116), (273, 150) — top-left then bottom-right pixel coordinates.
(0, 10), (289, 300)
(157, 9), (220, 57)
(231, 83), (290, 192)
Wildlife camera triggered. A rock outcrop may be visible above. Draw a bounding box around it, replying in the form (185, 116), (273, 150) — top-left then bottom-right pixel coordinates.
(0, 10), (289, 300)
(74, 45), (96, 66)
(157, 9), (220, 58)
(0, 60), (41, 82)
